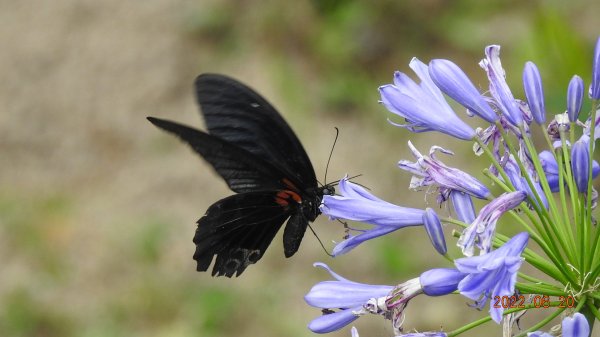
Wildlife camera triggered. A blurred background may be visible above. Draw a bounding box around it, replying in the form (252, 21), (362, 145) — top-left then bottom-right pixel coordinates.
(1, 0), (599, 336)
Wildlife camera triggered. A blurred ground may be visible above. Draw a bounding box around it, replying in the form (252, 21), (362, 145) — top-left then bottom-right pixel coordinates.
(1, 1), (599, 336)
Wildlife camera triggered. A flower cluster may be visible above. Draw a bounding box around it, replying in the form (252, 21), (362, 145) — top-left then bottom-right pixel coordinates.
(305, 37), (600, 337)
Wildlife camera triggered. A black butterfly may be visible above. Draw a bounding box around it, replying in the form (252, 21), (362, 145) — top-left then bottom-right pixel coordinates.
(147, 74), (334, 277)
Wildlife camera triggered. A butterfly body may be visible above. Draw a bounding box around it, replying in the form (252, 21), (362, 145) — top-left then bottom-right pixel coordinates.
(148, 74), (332, 277)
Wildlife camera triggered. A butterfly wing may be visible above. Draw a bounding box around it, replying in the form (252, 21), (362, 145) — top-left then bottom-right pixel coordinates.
(194, 192), (293, 277)
(147, 117), (287, 193)
(195, 74), (318, 191)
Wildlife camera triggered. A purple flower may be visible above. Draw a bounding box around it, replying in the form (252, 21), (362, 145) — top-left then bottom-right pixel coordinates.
(379, 58), (476, 140)
(423, 208), (447, 255)
(450, 191), (476, 224)
(567, 75), (584, 122)
(539, 150), (560, 192)
(583, 112), (600, 141)
(480, 45), (523, 126)
(398, 141), (491, 202)
(458, 191), (527, 256)
(590, 36), (600, 99)
(428, 59), (498, 123)
(562, 313), (590, 337)
(455, 232), (529, 323)
(572, 135), (591, 193)
(504, 155), (548, 209)
(420, 268), (466, 296)
(384, 268), (465, 334)
(540, 149), (600, 193)
(305, 263), (394, 333)
(529, 313), (589, 337)
(320, 177), (424, 256)
(522, 61), (546, 124)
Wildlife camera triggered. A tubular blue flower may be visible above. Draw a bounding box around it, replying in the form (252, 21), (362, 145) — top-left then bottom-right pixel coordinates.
(398, 141), (491, 201)
(320, 177), (425, 256)
(539, 150), (560, 192)
(590, 36), (600, 99)
(503, 155), (548, 209)
(455, 232), (529, 324)
(480, 45), (523, 126)
(305, 263), (394, 334)
(562, 313), (590, 337)
(567, 75), (584, 122)
(450, 191), (476, 224)
(458, 191), (527, 256)
(572, 135), (591, 193)
(420, 268), (466, 296)
(523, 61), (546, 124)
(384, 269), (465, 316)
(384, 268), (465, 334)
(529, 313), (589, 337)
(423, 208), (447, 255)
(379, 58), (476, 140)
(540, 149), (599, 193)
(584, 112), (600, 141)
(428, 59), (498, 123)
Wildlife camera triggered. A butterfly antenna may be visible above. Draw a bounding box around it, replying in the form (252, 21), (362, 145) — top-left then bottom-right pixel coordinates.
(307, 223), (334, 257)
(323, 127), (339, 185)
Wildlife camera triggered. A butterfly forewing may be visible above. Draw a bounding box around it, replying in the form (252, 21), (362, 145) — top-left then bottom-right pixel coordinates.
(147, 117), (289, 193)
(195, 74), (318, 191)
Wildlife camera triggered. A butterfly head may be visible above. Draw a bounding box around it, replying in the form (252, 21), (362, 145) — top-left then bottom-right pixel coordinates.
(320, 184), (335, 197)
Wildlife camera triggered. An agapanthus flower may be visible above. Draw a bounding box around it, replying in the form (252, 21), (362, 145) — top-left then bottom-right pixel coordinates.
(583, 112), (600, 141)
(480, 45), (523, 126)
(572, 135), (592, 193)
(540, 149), (600, 193)
(428, 58), (498, 123)
(538, 150), (560, 192)
(528, 313), (590, 337)
(522, 61), (546, 124)
(379, 58), (475, 140)
(458, 191), (527, 256)
(305, 263), (394, 333)
(398, 141), (491, 202)
(320, 177), (424, 255)
(422, 208), (446, 255)
(503, 155), (548, 209)
(385, 268), (465, 334)
(567, 75), (584, 122)
(590, 37), (600, 99)
(456, 232), (529, 323)
(450, 191), (476, 224)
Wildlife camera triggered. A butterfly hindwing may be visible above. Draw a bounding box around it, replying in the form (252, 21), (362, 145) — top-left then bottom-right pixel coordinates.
(195, 74), (317, 190)
(193, 192), (294, 277)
